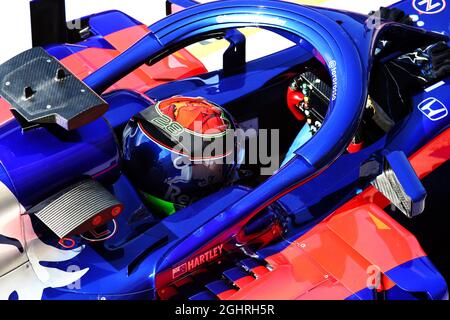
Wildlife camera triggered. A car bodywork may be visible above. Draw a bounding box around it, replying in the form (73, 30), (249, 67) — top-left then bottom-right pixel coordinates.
(0, 0), (448, 300)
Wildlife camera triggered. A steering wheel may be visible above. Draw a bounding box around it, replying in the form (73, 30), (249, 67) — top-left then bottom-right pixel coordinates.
(85, 0), (368, 219)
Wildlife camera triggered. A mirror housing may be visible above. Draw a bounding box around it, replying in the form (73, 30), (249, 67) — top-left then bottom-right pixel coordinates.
(372, 151), (426, 218)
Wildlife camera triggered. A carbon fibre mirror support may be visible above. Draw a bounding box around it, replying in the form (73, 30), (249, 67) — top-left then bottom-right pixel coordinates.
(0, 47), (108, 130)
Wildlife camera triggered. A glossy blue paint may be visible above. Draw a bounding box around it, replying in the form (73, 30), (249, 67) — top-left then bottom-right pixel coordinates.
(0, 118), (120, 207)
(205, 280), (234, 295)
(347, 256), (448, 300)
(167, 0), (450, 38)
(39, 185), (253, 298)
(239, 258), (265, 270)
(189, 291), (217, 300)
(88, 10), (143, 37)
(45, 10), (145, 61)
(395, 0), (450, 36)
(45, 44), (86, 61)
(103, 90), (152, 129)
(386, 256), (449, 300)
(46, 38), (115, 61)
(106, 174), (160, 250)
(223, 267), (250, 282)
(281, 124), (313, 168)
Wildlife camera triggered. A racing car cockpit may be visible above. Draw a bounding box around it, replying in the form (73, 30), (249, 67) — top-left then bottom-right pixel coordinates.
(285, 30), (450, 159)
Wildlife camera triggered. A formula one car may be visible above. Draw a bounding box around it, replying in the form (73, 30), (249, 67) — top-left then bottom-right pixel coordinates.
(0, 0), (449, 300)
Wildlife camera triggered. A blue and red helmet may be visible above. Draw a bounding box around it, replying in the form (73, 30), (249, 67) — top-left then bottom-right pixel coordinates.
(123, 96), (244, 213)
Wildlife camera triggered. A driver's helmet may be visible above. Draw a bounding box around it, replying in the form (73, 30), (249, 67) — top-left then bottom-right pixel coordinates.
(123, 96), (244, 215)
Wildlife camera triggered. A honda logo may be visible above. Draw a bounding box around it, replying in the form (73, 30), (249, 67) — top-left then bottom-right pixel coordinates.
(413, 0), (446, 14)
(418, 97), (448, 121)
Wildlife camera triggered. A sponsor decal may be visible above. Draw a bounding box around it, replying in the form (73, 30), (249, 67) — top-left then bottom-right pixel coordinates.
(80, 219), (117, 242)
(172, 263), (188, 280)
(217, 14), (287, 26)
(328, 60), (338, 101)
(413, 0), (446, 14)
(417, 97), (448, 121)
(172, 244), (224, 279)
(398, 51), (428, 64)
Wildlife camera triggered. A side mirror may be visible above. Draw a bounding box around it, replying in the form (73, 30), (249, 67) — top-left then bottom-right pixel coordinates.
(372, 151), (426, 218)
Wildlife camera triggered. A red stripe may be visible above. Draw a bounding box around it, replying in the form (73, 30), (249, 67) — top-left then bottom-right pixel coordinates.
(0, 98), (13, 125)
(61, 25), (207, 94)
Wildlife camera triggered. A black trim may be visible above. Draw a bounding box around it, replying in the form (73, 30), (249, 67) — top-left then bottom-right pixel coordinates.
(166, 0), (172, 16)
(0, 234), (23, 253)
(30, 0), (68, 47)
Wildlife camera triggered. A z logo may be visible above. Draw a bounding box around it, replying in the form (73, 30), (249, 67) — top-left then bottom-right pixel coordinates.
(413, 0), (446, 14)
(418, 97), (448, 121)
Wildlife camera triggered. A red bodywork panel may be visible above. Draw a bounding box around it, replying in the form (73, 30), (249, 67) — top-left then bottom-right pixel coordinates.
(0, 98), (12, 126)
(228, 204), (413, 299)
(222, 128), (450, 300)
(61, 25), (207, 94)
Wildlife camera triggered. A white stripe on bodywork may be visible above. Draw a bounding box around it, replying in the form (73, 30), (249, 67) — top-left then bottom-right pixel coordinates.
(425, 81), (445, 92)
